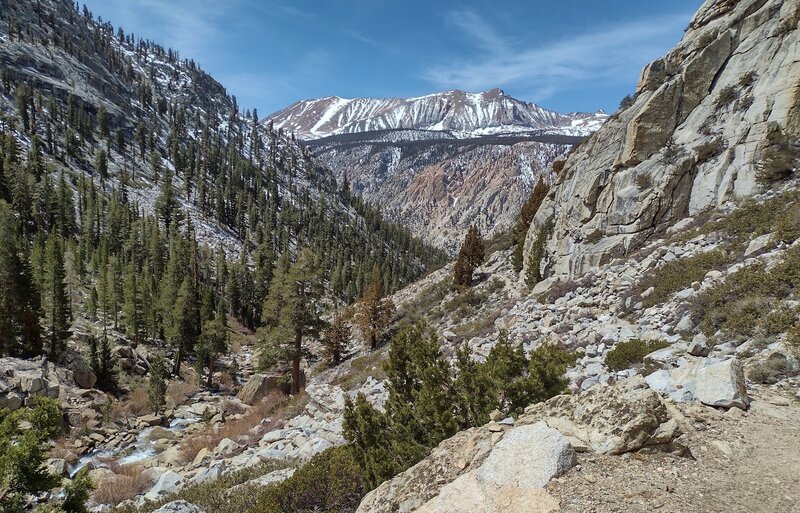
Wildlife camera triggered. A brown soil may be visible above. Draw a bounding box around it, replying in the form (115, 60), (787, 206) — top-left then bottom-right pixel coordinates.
(548, 383), (800, 513)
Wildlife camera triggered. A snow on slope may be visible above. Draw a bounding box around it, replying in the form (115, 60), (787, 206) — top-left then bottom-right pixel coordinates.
(267, 89), (607, 140)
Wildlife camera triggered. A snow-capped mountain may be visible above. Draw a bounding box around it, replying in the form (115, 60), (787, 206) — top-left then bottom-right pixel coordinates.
(266, 89), (607, 252)
(267, 89), (607, 140)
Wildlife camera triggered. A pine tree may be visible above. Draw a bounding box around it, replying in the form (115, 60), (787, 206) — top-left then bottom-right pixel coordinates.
(511, 179), (548, 272)
(148, 352), (167, 414)
(43, 231), (70, 357)
(196, 311), (227, 387)
(122, 262), (143, 344)
(353, 266), (395, 350)
(258, 249), (325, 393)
(94, 148), (108, 180)
(452, 225), (484, 288)
(89, 334), (116, 392)
(321, 311), (350, 365)
(166, 275), (199, 376)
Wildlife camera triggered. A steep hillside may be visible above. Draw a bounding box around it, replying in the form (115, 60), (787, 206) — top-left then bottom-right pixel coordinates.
(524, 0), (800, 282)
(310, 131), (575, 252)
(0, 0), (445, 304)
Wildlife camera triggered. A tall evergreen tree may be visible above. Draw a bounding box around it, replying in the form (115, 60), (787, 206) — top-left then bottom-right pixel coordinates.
(166, 275), (199, 376)
(453, 225), (484, 288)
(196, 311), (228, 388)
(353, 266), (395, 350)
(43, 231), (70, 357)
(148, 352), (167, 414)
(258, 249), (325, 393)
(321, 311), (350, 365)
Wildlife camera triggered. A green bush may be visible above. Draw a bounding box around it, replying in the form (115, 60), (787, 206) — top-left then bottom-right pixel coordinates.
(638, 250), (729, 307)
(525, 217), (553, 287)
(250, 446), (366, 513)
(756, 132), (799, 186)
(695, 137), (726, 163)
(695, 246), (800, 340)
(0, 397), (66, 513)
(747, 357), (792, 384)
(605, 339), (670, 372)
(344, 324), (573, 490)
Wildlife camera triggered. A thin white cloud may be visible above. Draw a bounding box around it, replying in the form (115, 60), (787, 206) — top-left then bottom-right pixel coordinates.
(443, 10), (510, 56)
(425, 11), (691, 103)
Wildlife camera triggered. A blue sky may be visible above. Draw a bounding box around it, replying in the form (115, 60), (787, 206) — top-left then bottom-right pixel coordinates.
(84, 1), (702, 116)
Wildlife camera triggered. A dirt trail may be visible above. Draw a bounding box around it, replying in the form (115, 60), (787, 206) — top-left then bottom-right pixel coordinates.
(548, 383), (800, 513)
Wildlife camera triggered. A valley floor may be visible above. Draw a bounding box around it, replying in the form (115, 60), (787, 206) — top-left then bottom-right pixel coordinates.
(549, 384), (800, 513)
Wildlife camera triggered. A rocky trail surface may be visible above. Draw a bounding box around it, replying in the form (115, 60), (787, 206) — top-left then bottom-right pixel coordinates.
(551, 385), (800, 513)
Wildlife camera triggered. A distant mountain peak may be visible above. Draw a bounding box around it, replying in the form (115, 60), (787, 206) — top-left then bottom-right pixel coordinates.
(266, 89), (607, 140)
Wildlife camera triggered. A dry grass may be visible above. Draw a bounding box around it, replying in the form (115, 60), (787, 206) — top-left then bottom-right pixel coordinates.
(110, 388), (150, 427)
(93, 463), (154, 505)
(167, 381), (199, 409)
(178, 392), (303, 464)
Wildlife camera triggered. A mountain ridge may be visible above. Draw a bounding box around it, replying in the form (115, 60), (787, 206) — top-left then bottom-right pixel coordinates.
(266, 88), (607, 140)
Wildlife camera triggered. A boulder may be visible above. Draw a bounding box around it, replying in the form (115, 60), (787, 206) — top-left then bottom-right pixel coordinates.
(306, 383), (346, 414)
(190, 460), (225, 484)
(643, 343), (688, 371)
(145, 471), (186, 501)
(214, 437), (242, 457)
(692, 359), (749, 409)
(645, 357), (749, 409)
(522, 376), (678, 454)
(148, 426), (176, 441)
(46, 458), (69, 477)
(151, 501), (205, 513)
(140, 414), (165, 427)
(688, 334), (711, 357)
(413, 422), (572, 513)
(237, 374), (283, 405)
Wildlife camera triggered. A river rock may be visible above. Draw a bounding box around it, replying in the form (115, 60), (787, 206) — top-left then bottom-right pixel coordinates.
(145, 471), (185, 501)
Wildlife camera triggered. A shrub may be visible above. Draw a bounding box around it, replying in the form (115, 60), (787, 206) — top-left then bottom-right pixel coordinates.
(738, 71), (758, 88)
(785, 322), (800, 358)
(747, 357), (792, 384)
(166, 380), (198, 409)
(705, 190), (800, 245)
(605, 339), (670, 372)
(344, 325), (573, 490)
(638, 249), (729, 308)
(111, 462), (288, 513)
(443, 287), (488, 321)
(618, 94), (635, 111)
(756, 132), (799, 186)
(635, 172), (653, 191)
(250, 446), (366, 513)
(695, 137), (726, 163)
(715, 85), (738, 107)
(525, 217), (553, 287)
(695, 246), (800, 340)
(178, 392), (288, 463)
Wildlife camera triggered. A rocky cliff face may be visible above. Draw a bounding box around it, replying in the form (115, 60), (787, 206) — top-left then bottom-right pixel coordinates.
(525, 0), (800, 280)
(311, 132), (572, 252)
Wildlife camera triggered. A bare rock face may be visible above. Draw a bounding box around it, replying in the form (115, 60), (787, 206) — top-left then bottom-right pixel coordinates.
(414, 422), (572, 513)
(524, 0), (800, 279)
(312, 133), (569, 253)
